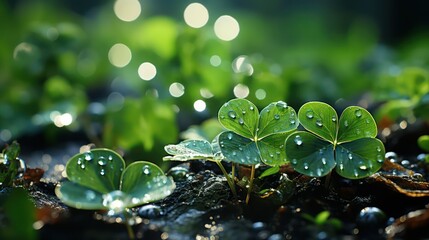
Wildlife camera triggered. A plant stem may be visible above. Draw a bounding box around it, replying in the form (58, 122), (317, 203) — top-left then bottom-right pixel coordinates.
(246, 165), (256, 204)
(216, 161), (238, 199)
(324, 171), (332, 189)
(123, 210), (135, 240)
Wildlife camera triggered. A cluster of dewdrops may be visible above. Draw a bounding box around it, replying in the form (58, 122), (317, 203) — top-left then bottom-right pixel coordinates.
(108, 1), (260, 113)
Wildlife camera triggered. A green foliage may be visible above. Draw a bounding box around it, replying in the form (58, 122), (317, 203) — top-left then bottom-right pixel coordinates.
(418, 135), (429, 152)
(0, 141), (22, 187)
(55, 148), (175, 213)
(164, 139), (220, 162)
(218, 99), (298, 166)
(0, 188), (37, 240)
(285, 102), (385, 179)
(302, 211), (342, 231)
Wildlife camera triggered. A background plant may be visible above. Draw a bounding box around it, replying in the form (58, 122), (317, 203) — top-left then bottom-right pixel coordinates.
(285, 102), (385, 179)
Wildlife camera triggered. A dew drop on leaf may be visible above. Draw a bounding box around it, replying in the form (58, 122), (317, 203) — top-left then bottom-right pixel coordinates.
(377, 155), (385, 163)
(108, 155), (113, 161)
(344, 120), (349, 127)
(355, 109), (362, 118)
(98, 156), (107, 166)
(315, 119), (323, 127)
(339, 163), (344, 171)
(376, 146), (381, 152)
(77, 158), (82, 165)
(331, 116), (337, 122)
(276, 101), (288, 109)
(228, 111), (237, 119)
(220, 115), (225, 119)
(294, 135), (303, 146)
(100, 168), (106, 176)
(304, 163), (309, 170)
(238, 118), (244, 125)
(289, 119), (296, 125)
(242, 110), (246, 115)
(306, 110), (314, 119)
(291, 159), (297, 165)
(227, 133), (233, 140)
(80, 164), (86, 169)
(316, 168), (322, 176)
(85, 190), (96, 200)
(359, 165), (368, 171)
(354, 170), (359, 177)
(142, 165), (151, 175)
(84, 152), (93, 161)
(274, 114), (280, 120)
(348, 153), (353, 160)
(249, 106), (254, 111)
(232, 151), (237, 156)
(321, 158), (327, 165)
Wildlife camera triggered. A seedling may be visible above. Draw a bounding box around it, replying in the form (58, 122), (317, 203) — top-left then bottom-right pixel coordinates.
(55, 148), (175, 239)
(217, 99), (298, 202)
(163, 139), (237, 198)
(0, 141), (26, 188)
(285, 102), (385, 179)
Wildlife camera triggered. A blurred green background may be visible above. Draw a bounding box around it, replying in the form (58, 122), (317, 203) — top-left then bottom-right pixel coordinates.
(1, 0), (429, 163)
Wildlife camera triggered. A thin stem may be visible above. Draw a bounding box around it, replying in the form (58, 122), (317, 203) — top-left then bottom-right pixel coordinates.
(246, 165), (256, 204)
(216, 161), (238, 199)
(231, 164), (235, 182)
(123, 210), (135, 240)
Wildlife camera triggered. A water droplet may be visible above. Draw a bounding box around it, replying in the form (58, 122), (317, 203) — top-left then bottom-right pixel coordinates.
(85, 190), (96, 200)
(279, 144), (284, 149)
(77, 158), (82, 165)
(306, 110), (314, 119)
(348, 153), (353, 160)
(227, 133), (233, 140)
(238, 147), (243, 151)
(238, 118), (244, 125)
(376, 146), (381, 152)
(339, 163), (344, 171)
(289, 119), (296, 125)
(142, 165), (151, 175)
(102, 190), (131, 215)
(321, 158), (327, 165)
(228, 111), (236, 119)
(98, 156), (107, 166)
(220, 115), (225, 119)
(100, 168), (106, 176)
(84, 152), (93, 161)
(276, 151), (280, 155)
(355, 109), (362, 118)
(385, 152), (398, 163)
(355, 129), (361, 135)
(291, 159), (298, 165)
(359, 165), (368, 171)
(316, 168), (323, 176)
(269, 153), (274, 158)
(294, 135), (303, 146)
(249, 106), (254, 111)
(80, 164), (86, 169)
(304, 163), (309, 170)
(354, 170), (359, 177)
(108, 155), (113, 161)
(138, 204), (164, 219)
(331, 116), (337, 122)
(344, 120), (349, 127)
(276, 101), (288, 109)
(232, 151), (237, 156)
(242, 110), (246, 114)
(315, 119), (323, 127)
(274, 114), (280, 120)
(377, 155), (385, 163)
(365, 119), (370, 124)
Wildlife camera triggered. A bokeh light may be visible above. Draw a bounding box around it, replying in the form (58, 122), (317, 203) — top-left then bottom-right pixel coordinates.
(233, 84), (250, 98)
(184, 3), (209, 28)
(50, 112), (73, 128)
(232, 55), (253, 76)
(169, 82), (185, 97)
(255, 89), (267, 100)
(108, 43), (132, 68)
(210, 55), (222, 67)
(0, 129), (12, 142)
(193, 99), (207, 112)
(214, 15), (240, 41)
(114, 0), (141, 22)
(138, 62), (157, 81)
(200, 88), (214, 98)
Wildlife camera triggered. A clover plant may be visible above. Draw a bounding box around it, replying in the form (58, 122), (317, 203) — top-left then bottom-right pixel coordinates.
(163, 139), (237, 197)
(55, 148), (175, 239)
(0, 141), (26, 188)
(285, 102), (385, 179)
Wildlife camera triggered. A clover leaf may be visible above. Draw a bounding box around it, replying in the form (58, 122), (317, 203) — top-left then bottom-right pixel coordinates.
(218, 99), (298, 166)
(55, 148), (175, 214)
(285, 102), (385, 179)
(163, 139), (221, 161)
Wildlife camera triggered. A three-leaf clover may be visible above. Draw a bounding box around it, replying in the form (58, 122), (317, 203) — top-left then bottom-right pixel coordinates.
(285, 102), (385, 179)
(55, 148), (175, 214)
(218, 99), (298, 166)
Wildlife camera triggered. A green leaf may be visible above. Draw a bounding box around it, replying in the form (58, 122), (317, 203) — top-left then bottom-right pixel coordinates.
(66, 149), (125, 194)
(337, 106), (377, 143)
(121, 161), (176, 207)
(163, 139), (213, 161)
(218, 99), (259, 139)
(258, 133), (289, 166)
(259, 166), (280, 179)
(335, 138), (385, 179)
(418, 135), (429, 152)
(218, 131), (260, 165)
(286, 132), (335, 177)
(258, 101), (298, 138)
(54, 181), (104, 210)
(298, 102), (338, 143)
(315, 211), (331, 225)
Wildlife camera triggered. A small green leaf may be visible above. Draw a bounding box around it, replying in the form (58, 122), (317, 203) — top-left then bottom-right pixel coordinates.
(286, 132), (335, 177)
(54, 181), (104, 209)
(298, 102), (338, 143)
(121, 162), (176, 207)
(218, 131), (260, 165)
(335, 138), (385, 179)
(337, 106), (377, 143)
(315, 211), (331, 225)
(418, 135), (429, 152)
(218, 99), (259, 139)
(66, 149), (125, 194)
(258, 133), (289, 166)
(259, 166), (280, 179)
(163, 139), (213, 161)
(258, 101), (298, 138)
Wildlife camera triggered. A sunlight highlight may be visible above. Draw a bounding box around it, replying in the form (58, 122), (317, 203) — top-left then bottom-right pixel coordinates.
(255, 89), (267, 100)
(233, 84), (249, 98)
(232, 55), (253, 76)
(214, 15), (240, 41)
(169, 82), (185, 97)
(114, 0), (141, 22)
(184, 3), (209, 28)
(108, 43), (132, 68)
(51, 112), (73, 128)
(193, 100), (207, 112)
(138, 62), (157, 81)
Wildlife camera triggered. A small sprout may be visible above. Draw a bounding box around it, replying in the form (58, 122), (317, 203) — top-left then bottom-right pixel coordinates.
(285, 102), (385, 179)
(0, 141), (27, 188)
(55, 148), (175, 239)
